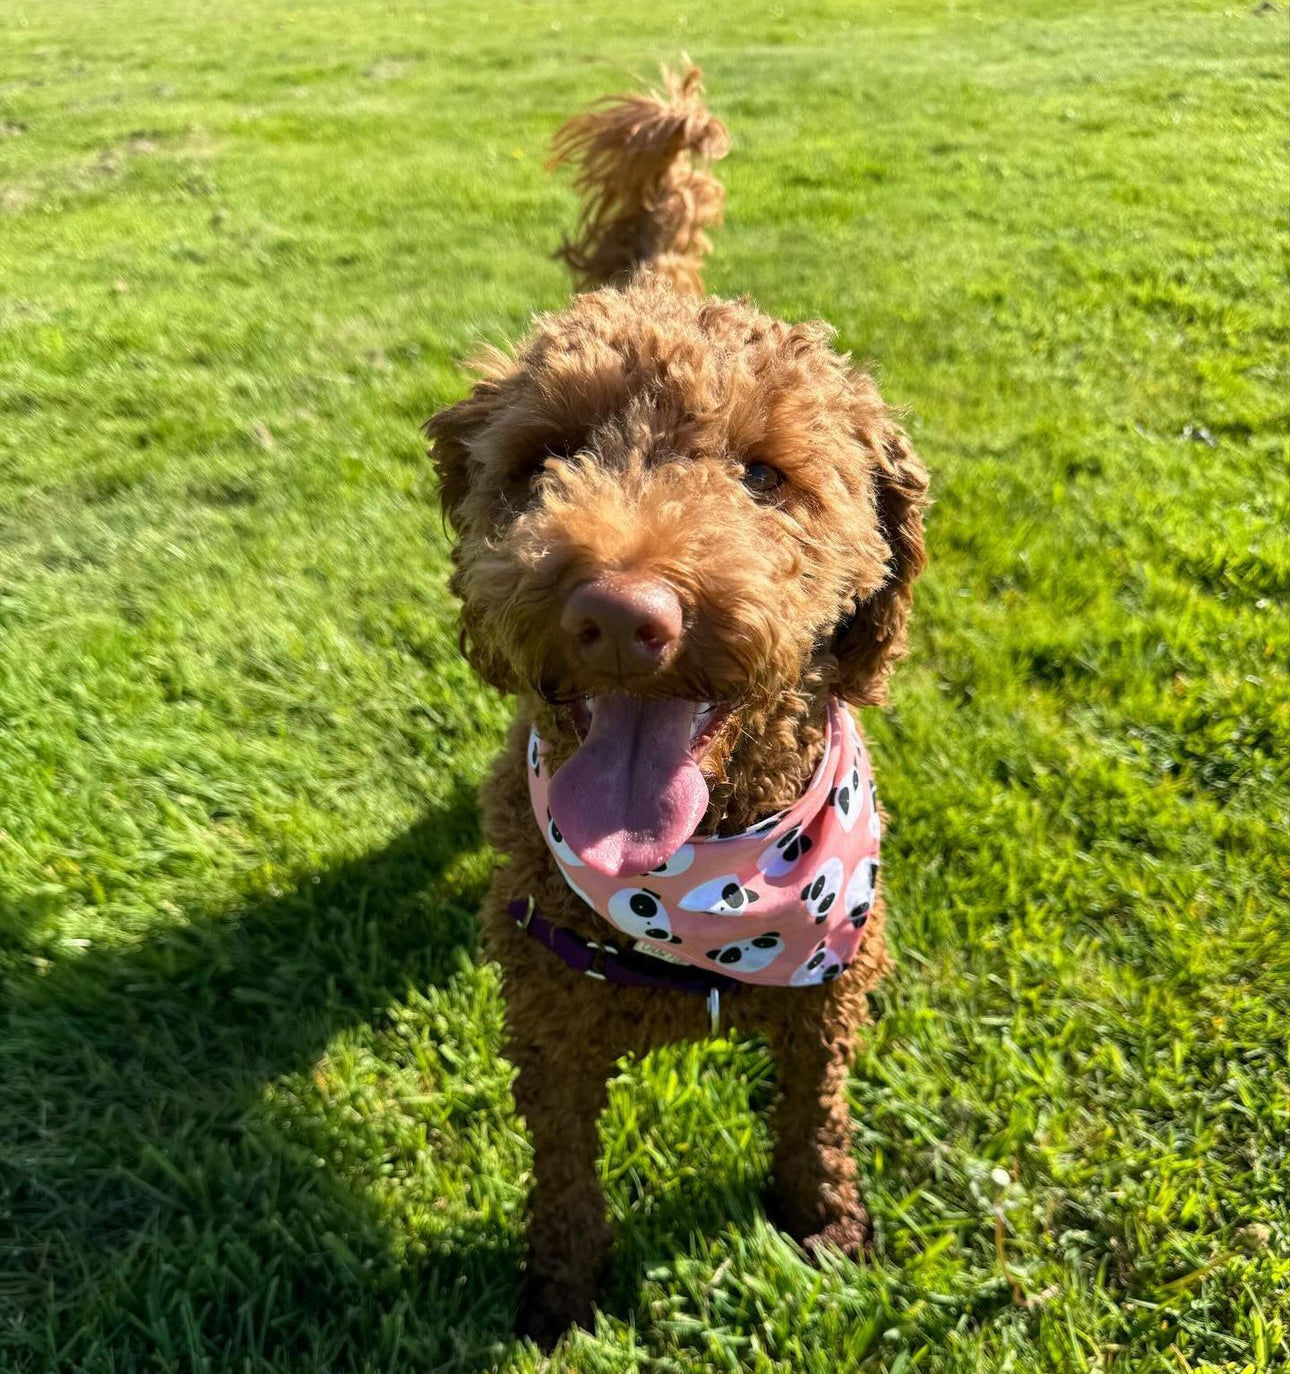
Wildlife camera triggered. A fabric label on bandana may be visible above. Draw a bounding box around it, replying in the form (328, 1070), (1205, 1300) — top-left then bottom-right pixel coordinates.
(527, 698), (881, 988)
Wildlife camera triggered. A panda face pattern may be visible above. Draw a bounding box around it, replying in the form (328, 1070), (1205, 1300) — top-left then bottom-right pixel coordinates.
(799, 856), (844, 923)
(790, 940), (845, 987)
(528, 728), (541, 776)
(679, 874), (761, 916)
(646, 845), (695, 878)
(844, 858), (879, 928)
(757, 823), (814, 878)
(545, 809), (584, 867)
(606, 887), (682, 944)
(827, 755), (864, 834)
(705, 932), (784, 971)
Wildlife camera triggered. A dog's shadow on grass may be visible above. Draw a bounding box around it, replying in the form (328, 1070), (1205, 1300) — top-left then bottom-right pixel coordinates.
(0, 779), (529, 1371)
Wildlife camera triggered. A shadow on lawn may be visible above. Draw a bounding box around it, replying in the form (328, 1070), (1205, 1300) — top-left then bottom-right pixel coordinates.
(0, 779), (530, 1371)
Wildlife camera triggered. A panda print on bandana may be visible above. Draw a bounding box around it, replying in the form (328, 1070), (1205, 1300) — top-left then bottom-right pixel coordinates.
(606, 887), (683, 945)
(646, 845), (695, 878)
(706, 931), (784, 972)
(800, 856), (844, 923)
(679, 874), (761, 915)
(790, 938), (846, 987)
(757, 823), (814, 878)
(828, 754), (864, 833)
(528, 698), (882, 988)
(844, 857), (879, 928)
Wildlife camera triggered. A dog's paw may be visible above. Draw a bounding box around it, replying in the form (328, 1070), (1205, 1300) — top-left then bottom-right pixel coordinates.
(797, 1207), (872, 1264)
(769, 1194), (872, 1264)
(515, 1278), (596, 1349)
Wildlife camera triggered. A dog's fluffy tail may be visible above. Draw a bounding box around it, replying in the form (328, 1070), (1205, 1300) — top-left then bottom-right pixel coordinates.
(550, 63), (729, 295)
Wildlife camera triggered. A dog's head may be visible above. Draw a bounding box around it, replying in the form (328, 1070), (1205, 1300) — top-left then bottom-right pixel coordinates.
(426, 280), (928, 874)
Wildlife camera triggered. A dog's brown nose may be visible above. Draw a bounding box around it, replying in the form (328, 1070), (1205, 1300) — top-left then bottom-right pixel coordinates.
(561, 576), (683, 675)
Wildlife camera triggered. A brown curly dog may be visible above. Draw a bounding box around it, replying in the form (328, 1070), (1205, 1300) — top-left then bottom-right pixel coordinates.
(425, 65), (929, 1343)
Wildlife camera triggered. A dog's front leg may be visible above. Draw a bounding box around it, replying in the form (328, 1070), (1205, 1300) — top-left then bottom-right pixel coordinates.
(763, 990), (872, 1260)
(510, 1023), (613, 1343)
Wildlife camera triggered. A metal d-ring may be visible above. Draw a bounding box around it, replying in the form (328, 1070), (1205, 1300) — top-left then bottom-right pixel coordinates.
(707, 986), (721, 1037)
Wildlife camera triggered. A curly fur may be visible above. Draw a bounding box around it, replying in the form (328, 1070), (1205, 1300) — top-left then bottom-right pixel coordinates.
(550, 64), (729, 294)
(425, 69), (929, 1345)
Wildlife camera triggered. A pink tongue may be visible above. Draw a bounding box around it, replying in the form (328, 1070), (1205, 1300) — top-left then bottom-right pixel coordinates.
(548, 695), (709, 878)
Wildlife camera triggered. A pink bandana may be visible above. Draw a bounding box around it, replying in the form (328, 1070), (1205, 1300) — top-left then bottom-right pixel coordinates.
(526, 698), (881, 987)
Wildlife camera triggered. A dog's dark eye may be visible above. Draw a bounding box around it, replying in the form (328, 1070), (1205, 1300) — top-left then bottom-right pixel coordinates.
(530, 449), (564, 482)
(741, 462), (783, 496)
(517, 434), (585, 487)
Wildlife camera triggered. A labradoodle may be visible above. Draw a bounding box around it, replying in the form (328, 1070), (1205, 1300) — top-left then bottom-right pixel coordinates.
(425, 65), (929, 1343)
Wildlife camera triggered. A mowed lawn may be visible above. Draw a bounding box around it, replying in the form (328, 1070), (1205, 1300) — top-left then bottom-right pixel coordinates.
(1, 0), (1286, 1370)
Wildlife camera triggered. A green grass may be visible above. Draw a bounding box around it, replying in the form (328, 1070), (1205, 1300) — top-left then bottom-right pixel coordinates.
(1, 0), (1287, 1369)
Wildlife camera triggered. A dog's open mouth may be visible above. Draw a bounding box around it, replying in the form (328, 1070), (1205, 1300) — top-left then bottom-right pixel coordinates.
(570, 696), (729, 757)
(550, 695), (731, 878)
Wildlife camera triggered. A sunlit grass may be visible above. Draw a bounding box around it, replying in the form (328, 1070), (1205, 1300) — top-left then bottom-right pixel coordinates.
(1, 1), (1286, 1370)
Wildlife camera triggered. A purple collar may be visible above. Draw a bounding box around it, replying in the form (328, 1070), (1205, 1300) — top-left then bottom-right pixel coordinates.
(507, 896), (736, 1005)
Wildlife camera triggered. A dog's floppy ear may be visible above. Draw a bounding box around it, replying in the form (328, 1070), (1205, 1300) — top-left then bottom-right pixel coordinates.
(423, 386), (497, 535)
(833, 422), (930, 705)
(423, 347), (514, 534)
